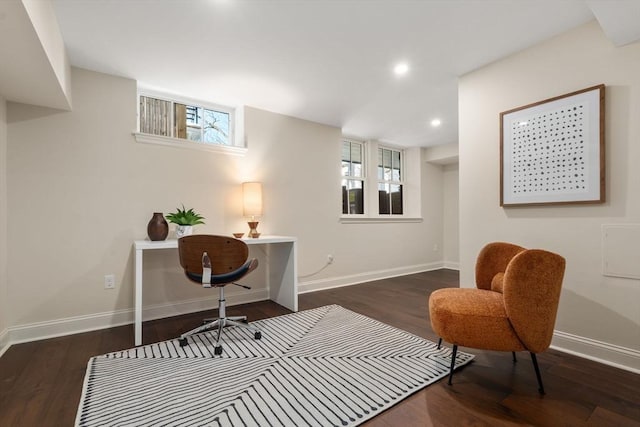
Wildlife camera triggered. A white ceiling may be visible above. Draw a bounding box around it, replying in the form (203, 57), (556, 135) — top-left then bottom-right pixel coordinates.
(35, 1), (638, 147)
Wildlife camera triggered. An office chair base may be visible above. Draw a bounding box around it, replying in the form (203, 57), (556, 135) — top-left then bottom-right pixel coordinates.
(203, 315), (247, 325)
(178, 316), (261, 350)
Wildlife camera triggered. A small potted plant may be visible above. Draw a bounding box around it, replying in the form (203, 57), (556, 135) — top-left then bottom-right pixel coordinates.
(166, 205), (205, 238)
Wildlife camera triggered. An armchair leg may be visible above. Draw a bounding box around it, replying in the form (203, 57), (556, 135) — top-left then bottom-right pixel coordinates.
(437, 338), (442, 349)
(512, 352), (517, 363)
(530, 352), (545, 395)
(448, 345), (458, 385)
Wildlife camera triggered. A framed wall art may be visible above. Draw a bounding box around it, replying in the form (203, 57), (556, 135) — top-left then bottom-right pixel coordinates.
(500, 84), (605, 207)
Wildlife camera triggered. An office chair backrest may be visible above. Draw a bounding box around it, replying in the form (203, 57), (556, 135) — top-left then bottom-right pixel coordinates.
(178, 235), (249, 275)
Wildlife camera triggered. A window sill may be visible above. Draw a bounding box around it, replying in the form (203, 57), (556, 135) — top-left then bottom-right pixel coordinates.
(340, 217), (423, 224)
(133, 132), (247, 156)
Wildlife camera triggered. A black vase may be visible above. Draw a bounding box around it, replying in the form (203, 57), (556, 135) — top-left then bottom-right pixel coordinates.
(147, 212), (169, 241)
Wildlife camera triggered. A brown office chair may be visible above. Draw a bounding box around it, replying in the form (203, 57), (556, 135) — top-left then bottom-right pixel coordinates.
(177, 234), (261, 355)
(429, 242), (565, 394)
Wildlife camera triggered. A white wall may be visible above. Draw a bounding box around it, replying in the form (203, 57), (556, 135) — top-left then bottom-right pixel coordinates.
(459, 21), (640, 371)
(5, 67), (445, 341)
(0, 96), (8, 353)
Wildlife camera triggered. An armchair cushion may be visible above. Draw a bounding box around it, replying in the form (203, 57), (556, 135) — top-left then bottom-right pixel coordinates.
(490, 272), (505, 293)
(475, 242), (525, 290)
(429, 288), (526, 352)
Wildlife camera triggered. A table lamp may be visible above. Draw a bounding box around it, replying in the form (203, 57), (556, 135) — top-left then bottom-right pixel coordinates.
(242, 182), (263, 238)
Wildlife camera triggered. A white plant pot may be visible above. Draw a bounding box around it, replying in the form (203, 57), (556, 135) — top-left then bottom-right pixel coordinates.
(175, 225), (193, 238)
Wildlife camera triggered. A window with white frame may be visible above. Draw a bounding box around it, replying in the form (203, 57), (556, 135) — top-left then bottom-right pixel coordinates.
(138, 94), (234, 147)
(341, 140), (365, 215)
(377, 146), (403, 215)
(341, 139), (417, 221)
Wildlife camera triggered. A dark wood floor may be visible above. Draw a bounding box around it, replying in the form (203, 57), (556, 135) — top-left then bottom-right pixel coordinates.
(1, 270), (639, 426)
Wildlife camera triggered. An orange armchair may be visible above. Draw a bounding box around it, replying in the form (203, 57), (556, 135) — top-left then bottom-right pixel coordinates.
(429, 242), (565, 394)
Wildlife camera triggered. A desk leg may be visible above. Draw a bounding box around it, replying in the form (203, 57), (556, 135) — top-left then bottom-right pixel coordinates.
(134, 248), (143, 346)
(266, 241), (298, 312)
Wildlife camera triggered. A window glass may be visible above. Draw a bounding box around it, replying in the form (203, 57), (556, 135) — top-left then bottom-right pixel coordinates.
(378, 147), (403, 215)
(203, 109), (230, 145)
(342, 141), (363, 178)
(391, 183), (403, 214)
(342, 140), (365, 214)
(392, 150), (401, 181)
(139, 96), (171, 136)
(140, 95), (232, 147)
(378, 183), (390, 214)
(185, 105), (202, 141)
(341, 145), (351, 177)
(342, 179), (364, 215)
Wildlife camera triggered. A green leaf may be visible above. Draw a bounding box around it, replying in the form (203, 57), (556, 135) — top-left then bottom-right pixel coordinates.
(165, 205), (206, 225)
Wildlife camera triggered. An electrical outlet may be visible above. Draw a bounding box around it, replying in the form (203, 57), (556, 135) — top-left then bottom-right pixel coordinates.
(104, 274), (115, 289)
(327, 254), (334, 264)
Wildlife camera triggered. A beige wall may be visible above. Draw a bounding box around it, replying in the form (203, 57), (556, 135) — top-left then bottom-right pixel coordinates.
(443, 163), (459, 267)
(459, 21), (640, 370)
(5, 67), (445, 336)
(21, 0), (72, 107)
(244, 108), (443, 283)
(0, 97), (7, 342)
(421, 161), (445, 266)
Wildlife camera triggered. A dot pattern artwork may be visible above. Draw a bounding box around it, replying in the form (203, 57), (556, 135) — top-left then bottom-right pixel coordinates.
(510, 102), (588, 195)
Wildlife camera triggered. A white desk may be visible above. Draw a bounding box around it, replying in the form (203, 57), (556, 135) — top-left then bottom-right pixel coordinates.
(133, 235), (298, 346)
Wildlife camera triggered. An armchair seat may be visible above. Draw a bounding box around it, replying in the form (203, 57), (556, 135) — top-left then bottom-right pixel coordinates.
(429, 288), (525, 352)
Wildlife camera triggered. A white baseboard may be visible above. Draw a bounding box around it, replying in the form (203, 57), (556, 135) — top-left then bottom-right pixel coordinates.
(0, 327), (9, 358)
(551, 330), (640, 374)
(298, 262), (443, 294)
(6, 289), (268, 347)
(141, 289), (268, 324)
(297, 266), (640, 374)
(5, 262), (443, 348)
(2, 269), (639, 375)
(442, 261), (460, 270)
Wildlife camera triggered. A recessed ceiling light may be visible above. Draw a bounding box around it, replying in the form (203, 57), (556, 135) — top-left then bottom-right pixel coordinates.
(430, 118), (442, 127)
(393, 62), (409, 76)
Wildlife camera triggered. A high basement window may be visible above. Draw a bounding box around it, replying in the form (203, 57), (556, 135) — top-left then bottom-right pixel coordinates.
(134, 92), (245, 156)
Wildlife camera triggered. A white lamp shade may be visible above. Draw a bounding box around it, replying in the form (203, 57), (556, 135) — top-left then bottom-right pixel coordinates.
(242, 182), (263, 217)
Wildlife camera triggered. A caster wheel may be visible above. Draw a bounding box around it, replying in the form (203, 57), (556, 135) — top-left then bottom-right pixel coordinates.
(254, 331), (262, 340)
(178, 338), (188, 347)
(214, 346), (223, 355)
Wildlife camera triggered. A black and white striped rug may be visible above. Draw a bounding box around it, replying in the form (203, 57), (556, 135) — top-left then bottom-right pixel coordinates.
(76, 305), (473, 426)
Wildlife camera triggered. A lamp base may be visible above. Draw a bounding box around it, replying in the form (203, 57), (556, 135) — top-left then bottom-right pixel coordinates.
(247, 221), (261, 238)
